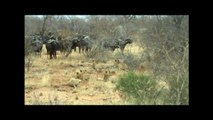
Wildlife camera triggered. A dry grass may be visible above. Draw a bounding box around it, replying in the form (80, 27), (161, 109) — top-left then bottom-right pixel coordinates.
(113, 43), (144, 56)
(25, 44), (165, 105)
(25, 47), (125, 105)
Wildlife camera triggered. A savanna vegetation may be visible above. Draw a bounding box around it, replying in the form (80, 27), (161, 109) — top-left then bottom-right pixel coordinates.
(25, 15), (188, 105)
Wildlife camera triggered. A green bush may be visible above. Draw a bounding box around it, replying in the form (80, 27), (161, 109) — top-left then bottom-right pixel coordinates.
(116, 72), (158, 104)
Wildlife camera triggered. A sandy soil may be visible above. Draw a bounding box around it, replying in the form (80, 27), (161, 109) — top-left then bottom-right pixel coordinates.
(25, 44), (169, 105)
(25, 44), (139, 105)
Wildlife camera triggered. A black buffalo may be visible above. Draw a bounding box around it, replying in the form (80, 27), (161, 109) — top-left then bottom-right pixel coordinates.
(59, 39), (70, 54)
(78, 36), (92, 53)
(45, 40), (61, 59)
(29, 35), (43, 57)
(117, 38), (133, 53)
(102, 37), (132, 53)
(103, 40), (120, 51)
(65, 38), (81, 57)
(65, 35), (92, 57)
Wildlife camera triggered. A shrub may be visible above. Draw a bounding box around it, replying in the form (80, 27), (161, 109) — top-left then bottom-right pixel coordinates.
(140, 16), (189, 105)
(164, 74), (189, 105)
(114, 52), (142, 71)
(83, 43), (110, 62)
(116, 72), (158, 104)
(123, 53), (141, 71)
(25, 36), (33, 56)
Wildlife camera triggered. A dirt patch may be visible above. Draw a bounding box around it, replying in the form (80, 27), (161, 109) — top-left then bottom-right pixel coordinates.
(25, 50), (128, 105)
(25, 44), (155, 105)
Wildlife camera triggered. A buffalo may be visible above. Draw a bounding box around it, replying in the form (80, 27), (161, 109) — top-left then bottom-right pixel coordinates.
(28, 35), (43, 57)
(45, 39), (61, 59)
(103, 40), (120, 51)
(102, 37), (132, 53)
(78, 36), (92, 53)
(65, 35), (92, 57)
(117, 38), (133, 54)
(31, 40), (43, 57)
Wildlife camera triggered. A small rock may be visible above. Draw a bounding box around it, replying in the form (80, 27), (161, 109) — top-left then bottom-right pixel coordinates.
(69, 64), (74, 67)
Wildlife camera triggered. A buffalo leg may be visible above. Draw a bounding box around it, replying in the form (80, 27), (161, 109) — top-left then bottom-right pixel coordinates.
(120, 47), (124, 55)
(79, 47), (81, 53)
(65, 47), (72, 57)
(50, 52), (53, 59)
(54, 51), (57, 59)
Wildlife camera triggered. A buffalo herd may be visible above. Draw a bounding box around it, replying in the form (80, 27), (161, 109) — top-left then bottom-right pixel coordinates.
(25, 32), (133, 59)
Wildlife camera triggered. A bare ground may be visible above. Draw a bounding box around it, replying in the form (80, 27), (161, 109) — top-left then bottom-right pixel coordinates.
(25, 44), (169, 105)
